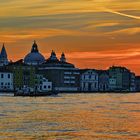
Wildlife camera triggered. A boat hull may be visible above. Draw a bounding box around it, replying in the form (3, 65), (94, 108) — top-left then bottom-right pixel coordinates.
(14, 91), (59, 97)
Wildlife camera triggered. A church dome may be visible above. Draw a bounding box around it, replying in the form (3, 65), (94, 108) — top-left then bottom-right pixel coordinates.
(24, 41), (45, 65)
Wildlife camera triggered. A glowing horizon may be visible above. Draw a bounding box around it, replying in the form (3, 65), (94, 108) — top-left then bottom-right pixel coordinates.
(0, 0), (140, 74)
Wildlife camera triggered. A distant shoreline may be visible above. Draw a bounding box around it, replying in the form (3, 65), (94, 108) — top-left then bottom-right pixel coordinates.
(0, 91), (139, 94)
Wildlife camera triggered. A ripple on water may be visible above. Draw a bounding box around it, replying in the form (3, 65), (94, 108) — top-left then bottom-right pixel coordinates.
(0, 93), (140, 140)
(121, 101), (140, 104)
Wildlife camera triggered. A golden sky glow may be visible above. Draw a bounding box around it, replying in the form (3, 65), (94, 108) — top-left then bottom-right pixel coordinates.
(0, 0), (140, 74)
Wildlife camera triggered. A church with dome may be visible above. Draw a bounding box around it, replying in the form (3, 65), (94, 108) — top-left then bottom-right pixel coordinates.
(0, 41), (80, 92)
(24, 41), (45, 65)
(24, 41), (75, 69)
(23, 41), (80, 92)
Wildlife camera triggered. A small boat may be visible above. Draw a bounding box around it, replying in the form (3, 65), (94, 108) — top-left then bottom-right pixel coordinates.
(14, 91), (59, 97)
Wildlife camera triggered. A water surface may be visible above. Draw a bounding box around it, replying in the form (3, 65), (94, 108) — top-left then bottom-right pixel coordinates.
(0, 93), (140, 140)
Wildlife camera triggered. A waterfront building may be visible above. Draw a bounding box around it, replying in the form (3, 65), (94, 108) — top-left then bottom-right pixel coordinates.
(0, 69), (13, 91)
(80, 69), (98, 92)
(135, 76), (140, 92)
(5, 41), (80, 92)
(8, 59), (36, 91)
(109, 78), (117, 91)
(0, 44), (9, 66)
(130, 73), (136, 92)
(108, 66), (135, 91)
(24, 41), (45, 65)
(38, 51), (80, 92)
(98, 70), (109, 92)
(36, 75), (52, 92)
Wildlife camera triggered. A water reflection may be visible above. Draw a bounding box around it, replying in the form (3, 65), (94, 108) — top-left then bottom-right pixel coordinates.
(0, 93), (140, 140)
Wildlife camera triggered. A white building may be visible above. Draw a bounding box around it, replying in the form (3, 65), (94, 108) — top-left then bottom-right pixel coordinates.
(80, 69), (98, 92)
(0, 71), (13, 91)
(37, 75), (52, 92)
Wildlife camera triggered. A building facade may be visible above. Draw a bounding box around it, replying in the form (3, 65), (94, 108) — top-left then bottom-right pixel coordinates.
(109, 78), (117, 91)
(135, 76), (140, 92)
(8, 59), (36, 91)
(0, 70), (13, 91)
(80, 69), (98, 92)
(98, 70), (109, 92)
(108, 66), (135, 91)
(6, 42), (80, 92)
(38, 51), (80, 92)
(130, 73), (136, 92)
(36, 75), (52, 92)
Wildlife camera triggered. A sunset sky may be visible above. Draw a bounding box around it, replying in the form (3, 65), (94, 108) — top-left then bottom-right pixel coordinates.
(0, 0), (140, 74)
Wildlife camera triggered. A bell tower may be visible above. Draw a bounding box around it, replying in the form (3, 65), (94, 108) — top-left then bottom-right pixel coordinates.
(31, 40), (39, 53)
(0, 43), (9, 66)
(60, 52), (66, 62)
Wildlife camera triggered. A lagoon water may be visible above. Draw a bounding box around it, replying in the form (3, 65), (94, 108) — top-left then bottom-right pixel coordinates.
(0, 93), (140, 140)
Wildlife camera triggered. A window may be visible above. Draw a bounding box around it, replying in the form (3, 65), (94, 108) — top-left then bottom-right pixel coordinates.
(64, 80), (70, 84)
(95, 75), (96, 80)
(83, 83), (85, 88)
(73, 72), (80, 75)
(89, 75), (91, 79)
(84, 75), (85, 79)
(64, 76), (70, 79)
(48, 85), (51, 89)
(64, 72), (72, 74)
(1, 82), (3, 86)
(71, 81), (75, 84)
(44, 85), (46, 89)
(71, 76), (75, 79)
(1, 74), (3, 78)
(8, 74), (10, 78)
(95, 83), (97, 88)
